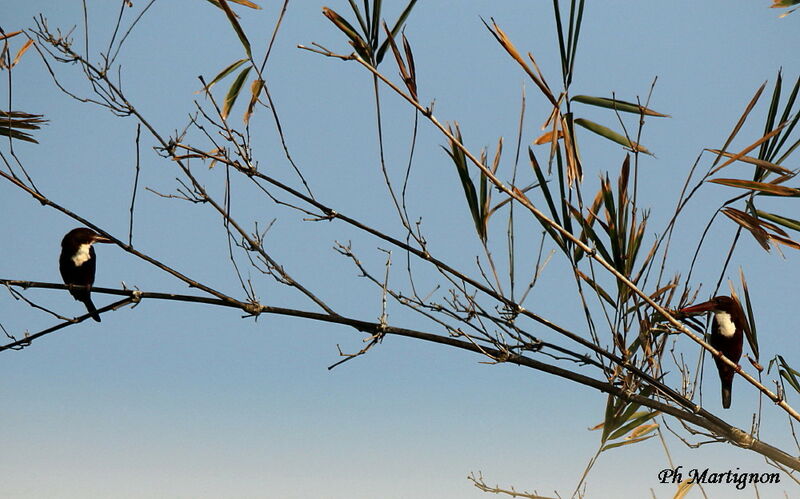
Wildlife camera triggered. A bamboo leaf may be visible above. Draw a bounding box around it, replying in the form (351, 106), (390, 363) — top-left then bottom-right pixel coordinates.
(198, 58), (249, 93)
(243, 77), (264, 124)
(0, 30), (23, 41)
(571, 95), (669, 117)
(705, 149), (791, 175)
(765, 74), (800, 163)
(323, 7), (370, 60)
(756, 210), (800, 232)
(674, 480), (695, 499)
(533, 129), (562, 145)
(574, 118), (653, 155)
(222, 65), (252, 119)
(710, 122), (787, 175)
(709, 178), (800, 196)
(770, 356), (800, 393)
(445, 125), (484, 241)
(0, 126), (38, 143)
(575, 269), (614, 306)
(721, 208), (771, 251)
(711, 82), (766, 168)
(0, 110), (46, 143)
(528, 147), (560, 226)
(483, 18), (557, 107)
(218, 0), (252, 58)
(600, 434), (654, 451)
(561, 113), (583, 184)
(375, 0), (418, 64)
(568, 204), (614, 264)
(738, 268), (759, 360)
(11, 39), (33, 68)
(206, 0), (261, 11)
(769, 233), (800, 250)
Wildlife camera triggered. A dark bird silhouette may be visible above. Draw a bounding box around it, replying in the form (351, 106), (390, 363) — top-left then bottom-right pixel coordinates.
(679, 296), (746, 409)
(59, 228), (113, 322)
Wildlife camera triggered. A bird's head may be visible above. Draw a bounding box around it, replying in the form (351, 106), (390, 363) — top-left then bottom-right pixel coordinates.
(61, 228), (113, 248)
(679, 295), (739, 316)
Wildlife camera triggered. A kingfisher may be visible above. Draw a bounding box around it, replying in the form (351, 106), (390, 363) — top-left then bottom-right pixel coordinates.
(59, 228), (113, 322)
(679, 295), (746, 409)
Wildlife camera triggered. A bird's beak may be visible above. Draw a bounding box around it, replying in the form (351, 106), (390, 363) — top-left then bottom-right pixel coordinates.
(92, 235), (114, 244)
(678, 300), (716, 316)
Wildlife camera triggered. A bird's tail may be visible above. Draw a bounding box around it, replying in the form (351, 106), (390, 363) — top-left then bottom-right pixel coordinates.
(82, 297), (101, 322)
(721, 382), (732, 409)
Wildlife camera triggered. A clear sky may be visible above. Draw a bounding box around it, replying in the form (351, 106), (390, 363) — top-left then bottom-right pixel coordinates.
(1, 1), (799, 498)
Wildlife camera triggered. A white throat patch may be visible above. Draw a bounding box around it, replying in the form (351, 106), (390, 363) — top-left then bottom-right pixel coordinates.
(714, 311), (736, 338)
(71, 243), (93, 267)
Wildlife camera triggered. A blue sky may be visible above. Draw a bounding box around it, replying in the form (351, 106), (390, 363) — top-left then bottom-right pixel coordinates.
(2, 1), (799, 498)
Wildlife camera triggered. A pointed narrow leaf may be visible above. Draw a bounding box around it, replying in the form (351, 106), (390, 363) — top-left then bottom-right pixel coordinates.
(222, 65), (252, 119)
(608, 411), (659, 441)
(11, 39), (33, 68)
(721, 208), (771, 250)
(244, 77), (264, 124)
(218, 0), (252, 58)
(198, 58), (248, 93)
(0, 126), (38, 143)
(771, 356), (800, 393)
(323, 7), (370, 59)
(710, 122), (787, 174)
(769, 233), (800, 250)
(445, 125), (484, 241)
(575, 269), (615, 306)
(376, 0), (418, 64)
(574, 118), (653, 155)
(528, 147), (560, 225)
(705, 149), (792, 175)
(674, 480), (695, 499)
(571, 95), (669, 117)
(600, 435), (655, 451)
(709, 178), (800, 196)
(533, 129), (562, 145)
(738, 268), (759, 360)
(206, 0), (261, 11)
(0, 30), (22, 41)
(756, 210), (800, 232)
(711, 82), (766, 168)
(568, 204), (614, 264)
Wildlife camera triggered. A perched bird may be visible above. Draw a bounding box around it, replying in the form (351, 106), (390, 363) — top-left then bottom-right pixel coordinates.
(59, 228), (113, 322)
(679, 296), (746, 409)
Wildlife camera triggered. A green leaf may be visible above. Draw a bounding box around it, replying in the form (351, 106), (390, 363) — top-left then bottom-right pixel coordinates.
(218, 0), (252, 58)
(769, 355), (800, 393)
(607, 411), (659, 441)
(375, 0), (418, 64)
(528, 147), (560, 226)
(200, 58), (248, 93)
(738, 269), (759, 360)
(571, 95), (669, 117)
(574, 118), (653, 155)
(222, 65), (252, 119)
(444, 125), (484, 241)
(600, 434), (655, 451)
(568, 203), (614, 265)
(756, 210), (800, 232)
